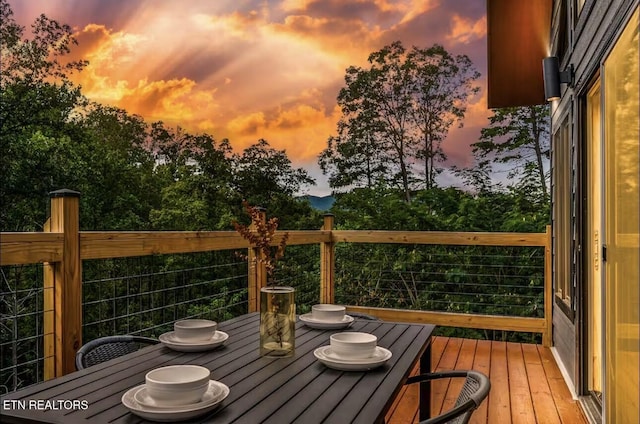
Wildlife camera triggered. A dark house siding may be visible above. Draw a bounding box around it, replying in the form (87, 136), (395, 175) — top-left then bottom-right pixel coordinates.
(548, 0), (639, 393)
(553, 308), (576, 383)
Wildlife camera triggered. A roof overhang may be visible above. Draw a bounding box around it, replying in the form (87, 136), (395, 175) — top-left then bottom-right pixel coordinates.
(486, 0), (552, 109)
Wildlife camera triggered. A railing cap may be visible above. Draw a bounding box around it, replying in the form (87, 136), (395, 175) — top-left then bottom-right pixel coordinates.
(49, 189), (81, 198)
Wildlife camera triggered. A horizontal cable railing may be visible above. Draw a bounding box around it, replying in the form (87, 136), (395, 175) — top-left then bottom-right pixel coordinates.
(277, 244), (321, 316)
(0, 264), (51, 395)
(334, 244), (545, 342)
(0, 194), (551, 394)
(82, 251), (249, 341)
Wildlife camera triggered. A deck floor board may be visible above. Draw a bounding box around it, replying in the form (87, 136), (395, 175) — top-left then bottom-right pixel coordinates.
(385, 337), (587, 424)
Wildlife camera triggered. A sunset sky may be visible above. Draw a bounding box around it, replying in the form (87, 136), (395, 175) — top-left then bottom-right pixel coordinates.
(10, 0), (491, 195)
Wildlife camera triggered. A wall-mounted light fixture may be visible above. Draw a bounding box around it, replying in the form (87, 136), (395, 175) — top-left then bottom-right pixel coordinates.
(542, 56), (574, 101)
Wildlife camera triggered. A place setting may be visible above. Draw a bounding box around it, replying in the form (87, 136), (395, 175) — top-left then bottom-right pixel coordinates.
(121, 364), (230, 422)
(159, 319), (229, 352)
(314, 332), (392, 371)
(299, 303), (355, 329)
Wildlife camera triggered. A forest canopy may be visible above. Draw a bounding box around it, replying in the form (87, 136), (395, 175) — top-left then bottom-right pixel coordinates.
(0, 1), (550, 233)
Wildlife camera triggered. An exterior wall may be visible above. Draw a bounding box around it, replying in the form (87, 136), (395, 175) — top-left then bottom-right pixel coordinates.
(553, 305), (576, 383)
(549, 0), (639, 394)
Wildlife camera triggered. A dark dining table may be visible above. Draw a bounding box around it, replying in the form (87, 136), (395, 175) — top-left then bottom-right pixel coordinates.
(0, 312), (435, 424)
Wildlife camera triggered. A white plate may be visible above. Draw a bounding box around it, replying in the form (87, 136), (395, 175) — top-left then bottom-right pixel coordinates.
(133, 380), (224, 409)
(159, 330), (228, 352)
(122, 380), (229, 422)
(299, 314), (354, 329)
(314, 345), (392, 371)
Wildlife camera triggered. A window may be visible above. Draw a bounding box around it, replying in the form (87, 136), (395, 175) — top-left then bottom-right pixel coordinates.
(553, 116), (573, 317)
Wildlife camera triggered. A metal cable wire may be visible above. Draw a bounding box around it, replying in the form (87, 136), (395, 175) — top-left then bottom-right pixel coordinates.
(334, 243), (545, 319)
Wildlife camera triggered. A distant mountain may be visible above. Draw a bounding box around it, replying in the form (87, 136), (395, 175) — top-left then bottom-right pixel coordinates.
(304, 195), (335, 211)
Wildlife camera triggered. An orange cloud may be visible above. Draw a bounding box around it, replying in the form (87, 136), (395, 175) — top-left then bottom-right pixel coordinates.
(441, 87), (490, 167)
(69, 24), (111, 61)
(276, 14), (381, 57)
(225, 100), (341, 161)
(120, 78), (211, 122)
(227, 112), (267, 136)
(272, 104), (328, 130)
(464, 88), (491, 128)
(447, 14), (487, 45)
(280, 0), (315, 12)
(26, 0), (490, 191)
(397, 0), (439, 25)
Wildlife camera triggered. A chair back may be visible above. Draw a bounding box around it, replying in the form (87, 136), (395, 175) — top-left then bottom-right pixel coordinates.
(405, 369), (490, 424)
(75, 335), (159, 370)
(451, 370), (489, 423)
(347, 312), (381, 321)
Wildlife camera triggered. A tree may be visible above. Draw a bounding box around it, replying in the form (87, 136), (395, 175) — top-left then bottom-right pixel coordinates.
(407, 45), (480, 189)
(472, 105), (550, 201)
(234, 139), (314, 205)
(0, 0), (87, 138)
(0, 0), (88, 230)
(79, 105), (161, 230)
(332, 42), (415, 201)
(319, 41), (479, 201)
(147, 123), (237, 230)
(318, 65), (395, 191)
(318, 133), (391, 191)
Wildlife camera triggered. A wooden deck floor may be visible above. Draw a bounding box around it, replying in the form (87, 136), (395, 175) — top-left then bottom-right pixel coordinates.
(386, 337), (588, 424)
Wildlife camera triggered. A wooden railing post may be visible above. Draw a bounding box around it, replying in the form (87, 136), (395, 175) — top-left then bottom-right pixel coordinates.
(543, 224), (553, 347)
(320, 214), (335, 304)
(247, 207), (268, 312)
(44, 189), (82, 378)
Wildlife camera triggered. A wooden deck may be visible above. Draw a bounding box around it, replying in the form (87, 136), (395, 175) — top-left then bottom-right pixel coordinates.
(386, 337), (588, 424)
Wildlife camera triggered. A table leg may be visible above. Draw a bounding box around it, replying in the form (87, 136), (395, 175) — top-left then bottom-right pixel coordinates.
(419, 339), (432, 421)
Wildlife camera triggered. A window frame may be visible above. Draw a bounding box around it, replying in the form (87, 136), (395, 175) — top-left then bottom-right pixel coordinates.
(553, 113), (575, 320)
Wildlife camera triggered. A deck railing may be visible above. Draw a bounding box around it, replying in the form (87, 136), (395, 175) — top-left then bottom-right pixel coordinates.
(0, 190), (552, 387)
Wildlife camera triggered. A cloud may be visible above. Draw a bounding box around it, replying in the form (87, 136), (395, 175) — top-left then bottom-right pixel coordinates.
(442, 89), (490, 167)
(66, 22), (225, 129)
(227, 112), (267, 136)
(447, 14), (487, 45)
(225, 99), (342, 161)
(280, 0), (315, 12)
(9, 0), (492, 195)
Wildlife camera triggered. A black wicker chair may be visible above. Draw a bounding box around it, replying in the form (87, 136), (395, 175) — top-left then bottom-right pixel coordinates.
(407, 370), (490, 424)
(75, 335), (159, 370)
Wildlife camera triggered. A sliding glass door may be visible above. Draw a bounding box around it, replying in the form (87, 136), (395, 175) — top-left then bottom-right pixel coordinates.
(602, 8), (639, 423)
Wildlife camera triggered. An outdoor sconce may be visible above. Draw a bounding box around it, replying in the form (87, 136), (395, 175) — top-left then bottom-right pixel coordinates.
(543, 56), (573, 101)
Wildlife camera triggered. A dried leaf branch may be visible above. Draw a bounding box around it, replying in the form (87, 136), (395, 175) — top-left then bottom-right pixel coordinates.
(233, 201), (289, 284)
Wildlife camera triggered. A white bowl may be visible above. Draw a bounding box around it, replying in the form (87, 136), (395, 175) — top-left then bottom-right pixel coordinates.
(312, 304), (346, 322)
(174, 319), (217, 342)
(330, 332), (377, 359)
(145, 365), (210, 406)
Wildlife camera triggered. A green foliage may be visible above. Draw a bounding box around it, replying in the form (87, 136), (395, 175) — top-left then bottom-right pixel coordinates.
(329, 185), (548, 344)
(235, 139), (314, 200)
(472, 105), (550, 201)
